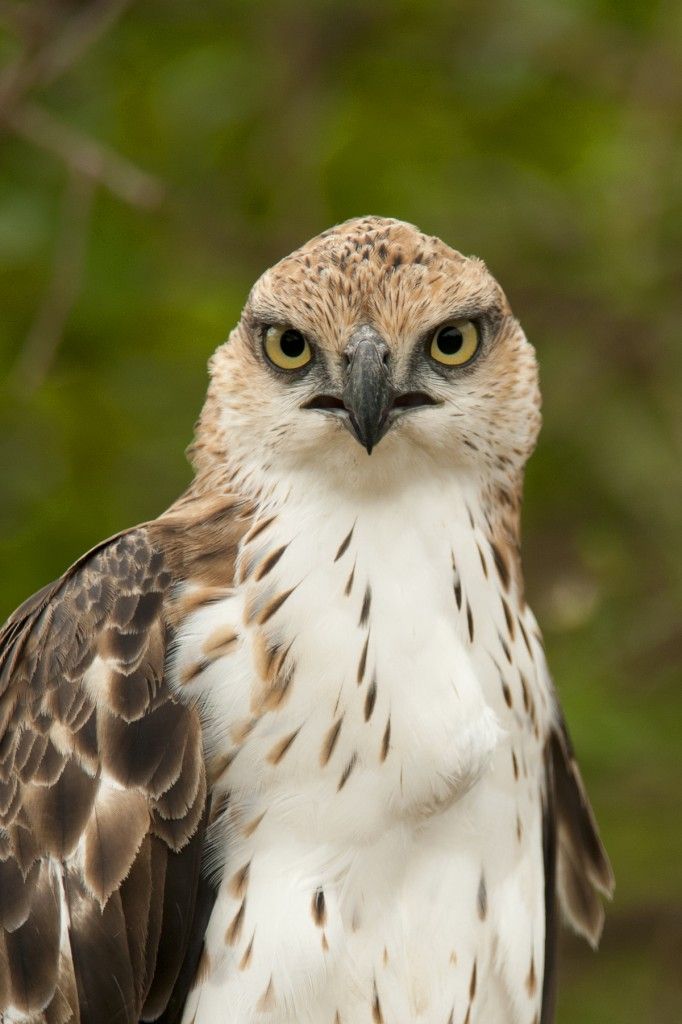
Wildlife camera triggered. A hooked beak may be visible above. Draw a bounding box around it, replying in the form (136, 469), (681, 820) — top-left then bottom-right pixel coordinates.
(342, 327), (393, 454)
(303, 325), (438, 454)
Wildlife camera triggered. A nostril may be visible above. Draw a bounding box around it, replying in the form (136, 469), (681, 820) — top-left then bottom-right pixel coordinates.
(381, 348), (390, 366)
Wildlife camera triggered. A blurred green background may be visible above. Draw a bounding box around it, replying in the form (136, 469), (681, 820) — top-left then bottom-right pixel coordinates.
(0, 1), (680, 1019)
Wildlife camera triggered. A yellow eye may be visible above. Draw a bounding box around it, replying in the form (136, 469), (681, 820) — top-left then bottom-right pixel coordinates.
(430, 320), (480, 366)
(264, 326), (312, 370)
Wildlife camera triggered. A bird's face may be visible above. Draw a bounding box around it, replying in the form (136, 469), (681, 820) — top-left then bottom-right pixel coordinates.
(201, 218), (541, 494)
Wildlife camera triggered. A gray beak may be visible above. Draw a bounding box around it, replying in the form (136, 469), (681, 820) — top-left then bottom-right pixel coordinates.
(342, 327), (394, 454)
(302, 324), (438, 453)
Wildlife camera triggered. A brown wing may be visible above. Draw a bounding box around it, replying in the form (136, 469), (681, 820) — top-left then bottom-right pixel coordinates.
(0, 526), (211, 1024)
(540, 700), (615, 1022)
(549, 708), (615, 945)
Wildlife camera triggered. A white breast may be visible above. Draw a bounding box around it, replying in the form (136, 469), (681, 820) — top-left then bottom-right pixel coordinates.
(171, 473), (549, 1024)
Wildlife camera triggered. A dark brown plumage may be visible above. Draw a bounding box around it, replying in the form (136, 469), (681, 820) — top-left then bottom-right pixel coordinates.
(0, 504), (240, 1023)
(549, 713), (615, 945)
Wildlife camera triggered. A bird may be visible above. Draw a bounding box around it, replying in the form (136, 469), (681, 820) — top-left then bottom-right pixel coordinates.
(0, 216), (613, 1024)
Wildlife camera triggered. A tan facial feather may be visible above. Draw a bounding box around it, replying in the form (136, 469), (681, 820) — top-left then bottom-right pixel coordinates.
(191, 216), (540, 546)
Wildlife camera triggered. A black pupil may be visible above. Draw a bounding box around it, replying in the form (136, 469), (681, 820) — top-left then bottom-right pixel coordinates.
(437, 326), (463, 354)
(280, 329), (305, 358)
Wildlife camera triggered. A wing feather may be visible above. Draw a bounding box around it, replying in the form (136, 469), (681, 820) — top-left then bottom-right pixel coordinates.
(24, 756), (99, 859)
(549, 715), (615, 947)
(539, 669), (615, 1020)
(5, 861), (61, 1015)
(64, 866), (137, 1021)
(140, 818), (207, 1021)
(0, 513), (239, 1023)
(83, 787), (150, 905)
(120, 834), (154, 1008)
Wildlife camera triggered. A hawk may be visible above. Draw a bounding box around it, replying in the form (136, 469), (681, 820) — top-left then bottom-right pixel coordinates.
(0, 217), (613, 1024)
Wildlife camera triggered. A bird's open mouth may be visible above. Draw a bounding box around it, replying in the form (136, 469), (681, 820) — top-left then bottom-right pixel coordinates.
(302, 390), (440, 454)
(303, 392), (438, 413)
(302, 395), (346, 412)
(391, 392), (438, 410)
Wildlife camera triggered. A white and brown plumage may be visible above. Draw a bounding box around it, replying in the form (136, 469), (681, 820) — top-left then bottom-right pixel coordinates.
(0, 217), (613, 1024)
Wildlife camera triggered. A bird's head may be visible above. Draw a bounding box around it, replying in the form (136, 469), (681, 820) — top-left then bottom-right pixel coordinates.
(193, 217), (541, 498)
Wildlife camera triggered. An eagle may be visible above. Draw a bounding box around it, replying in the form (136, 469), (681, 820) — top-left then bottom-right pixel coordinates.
(0, 217), (613, 1024)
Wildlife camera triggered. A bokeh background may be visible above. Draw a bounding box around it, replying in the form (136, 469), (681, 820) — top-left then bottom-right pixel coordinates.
(1, 1), (680, 1019)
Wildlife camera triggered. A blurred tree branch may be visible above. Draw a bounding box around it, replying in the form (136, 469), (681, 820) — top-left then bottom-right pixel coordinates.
(0, 0), (164, 390)
(10, 168), (94, 390)
(0, 0), (137, 115)
(4, 101), (164, 207)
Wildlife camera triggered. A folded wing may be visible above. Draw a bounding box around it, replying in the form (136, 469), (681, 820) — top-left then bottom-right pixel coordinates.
(0, 527), (210, 1024)
(540, 692), (615, 1024)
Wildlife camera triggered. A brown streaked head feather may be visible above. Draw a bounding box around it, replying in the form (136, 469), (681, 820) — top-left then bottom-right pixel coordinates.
(192, 217), (540, 548)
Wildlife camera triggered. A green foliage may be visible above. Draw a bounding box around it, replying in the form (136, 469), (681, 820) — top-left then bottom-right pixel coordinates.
(0, 2), (680, 1019)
